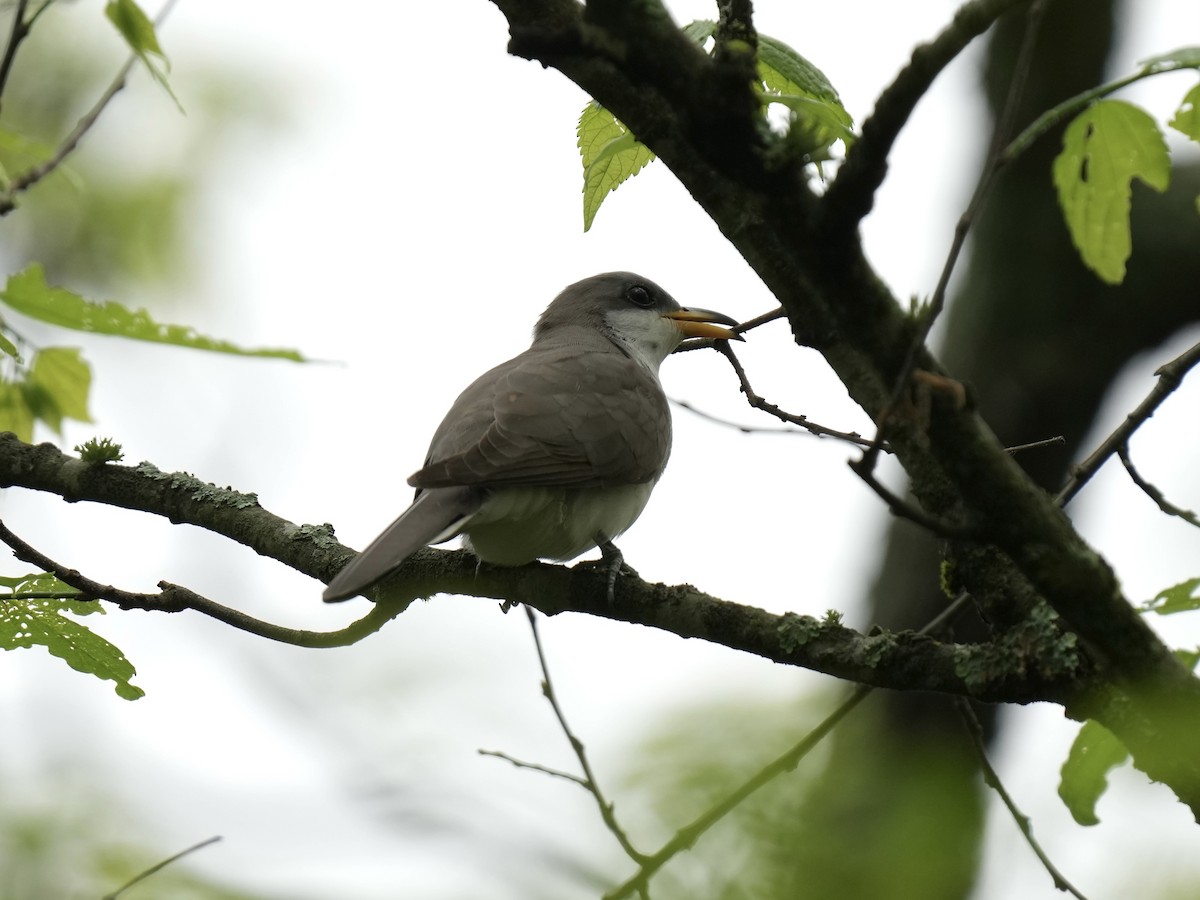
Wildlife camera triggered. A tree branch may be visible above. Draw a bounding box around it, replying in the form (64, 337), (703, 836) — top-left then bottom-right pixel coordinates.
(819, 0), (1032, 237)
(486, 0), (1200, 812)
(0, 432), (1073, 703)
(1056, 339), (1200, 506)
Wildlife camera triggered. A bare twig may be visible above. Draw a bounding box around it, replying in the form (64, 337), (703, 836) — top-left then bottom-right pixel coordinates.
(524, 606), (648, 865)
(1117, 443), (1200, 529)
(0, 0), (182, 215)
(478, 749), (589, 787)
(715, 341), (883, 449)
(733, 306), (785, 336)
(955, 698), (1089, 900)
(859, 0), (1049, 471)
(820, 0), (1032, 237)
(102, 835), (222, 900)
(848, 457), (979, 539)
(0, 518), (404, 648)
(605, 590), (978, 898)
(1005, 435), (1065, 455)
(1056, 339), (1200, 507)
(671, 398), (816, 435)
(0, 0), (30, 114)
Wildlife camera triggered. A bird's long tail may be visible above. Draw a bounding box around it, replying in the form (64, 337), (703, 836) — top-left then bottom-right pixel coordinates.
(322, 487), (480, 602)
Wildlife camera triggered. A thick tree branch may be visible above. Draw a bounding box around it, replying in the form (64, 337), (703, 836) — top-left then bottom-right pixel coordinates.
(487, 0), (1200, 812)
(0, 432), (1073, 703)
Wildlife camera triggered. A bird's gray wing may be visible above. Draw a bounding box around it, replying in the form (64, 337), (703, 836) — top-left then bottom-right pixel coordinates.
(409, 343), (671, 490)
(322, 486), (480, 602)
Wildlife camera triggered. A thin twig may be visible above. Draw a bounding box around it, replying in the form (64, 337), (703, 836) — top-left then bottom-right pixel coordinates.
(0, 518), (403, 648)
(860, 0), (1049, 472)
(0, 0), (182, 215)
(848, 457), (979, 539)
(715, 341), (884, 449)
(0, 0), (30, 115)
(605, 684), (872, 899)
(955, 698), (1089, 900)
(733, 306), (785, 335)
(606, 590), (978, 899)
(102, 835), (222, 900)
(1056, 339), (1200, 507)
(1117, 443), (1200, 529)
(671, 398), (818, 435)
(1005, 435), (1065, 455)
(478, 749), (589, 787)
(524, 606), (648, 865)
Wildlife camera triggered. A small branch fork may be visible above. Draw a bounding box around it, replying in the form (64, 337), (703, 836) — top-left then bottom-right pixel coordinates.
(956, 699), (1089, 900)
(857, 0), (1049, 477)
(1056, 339), (1200, 508)
(0, 518), (403, 648)
(0, 0), (182, 216)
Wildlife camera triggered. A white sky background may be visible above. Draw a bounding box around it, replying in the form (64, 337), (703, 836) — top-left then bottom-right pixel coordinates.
(3, 1), (1200, 898)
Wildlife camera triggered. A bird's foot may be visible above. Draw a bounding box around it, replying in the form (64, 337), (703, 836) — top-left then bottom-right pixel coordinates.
(574, 538), (636, 604)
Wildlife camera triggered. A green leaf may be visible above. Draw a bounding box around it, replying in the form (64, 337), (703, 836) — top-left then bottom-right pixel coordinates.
(681, 19), (717, 45)
(1169, 82), (1200, 142)
(577, 102), (655, 231)
(0, 328), (19, 360)
(104, 0), (182, 112)
(1058, 719), (1129, 825)
(0, 593), (144, 700)
(1052, 100), (1170, 284)
(1142, 577), (1200, 615)
(757, 35), (843, 106)
(0, 379), (34, 440)
(24, 347), (93, 435)
(1168, 81), (1200, 213)
(1, 264), (307, 360)
(1139, 47), (1200, 71)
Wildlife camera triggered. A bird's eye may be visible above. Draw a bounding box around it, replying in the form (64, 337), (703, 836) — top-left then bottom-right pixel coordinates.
(627, 285), (654, 308)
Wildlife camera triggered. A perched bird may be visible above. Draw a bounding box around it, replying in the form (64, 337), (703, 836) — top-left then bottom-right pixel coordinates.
(323, 271), (740, 603)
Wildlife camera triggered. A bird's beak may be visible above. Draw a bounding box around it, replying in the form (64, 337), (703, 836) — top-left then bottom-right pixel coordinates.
(663, 307), (744, 341)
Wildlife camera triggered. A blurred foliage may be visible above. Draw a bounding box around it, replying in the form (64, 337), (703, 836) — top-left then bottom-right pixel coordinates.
(0, 1), (291, 295)
(614, 690), (985, 900)
(0, 0), (298, 442)
(0, 795), (261, 900)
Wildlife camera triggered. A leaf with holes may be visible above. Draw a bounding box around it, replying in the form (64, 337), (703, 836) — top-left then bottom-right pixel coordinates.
(0, 588), (144, 700)
(1052, 100), (1170, 284)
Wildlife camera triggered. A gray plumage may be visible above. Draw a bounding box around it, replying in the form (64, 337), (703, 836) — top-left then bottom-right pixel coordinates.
(323, 272), (737, 602)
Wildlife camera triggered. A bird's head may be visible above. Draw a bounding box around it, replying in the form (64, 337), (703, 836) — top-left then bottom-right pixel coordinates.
(536, 272), (741, 368)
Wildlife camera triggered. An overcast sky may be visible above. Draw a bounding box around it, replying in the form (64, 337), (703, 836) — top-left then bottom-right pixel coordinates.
(4, 1), (1200, 898)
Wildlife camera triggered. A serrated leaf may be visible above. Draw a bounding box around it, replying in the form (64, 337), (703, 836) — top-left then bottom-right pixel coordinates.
(1058, 719), (1129, 825)
(24, 347), (93, 435)
(682, 19), (716, 45)
(105, 0), (182, 112)
(577, 102), (655, 231)
(0, 595), (144, 699)
(1052, 100), (1170, 284)
(757, 35), (842, 105)
(0, 379), (34, 440)
(1, 264), (307, 360)
(1142, 577), (1200, 615)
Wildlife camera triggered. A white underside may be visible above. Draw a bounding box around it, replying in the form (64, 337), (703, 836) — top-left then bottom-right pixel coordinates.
(461, 482), (657, 564)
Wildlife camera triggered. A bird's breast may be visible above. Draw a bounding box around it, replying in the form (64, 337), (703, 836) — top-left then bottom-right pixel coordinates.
(461, 482), (657, 564)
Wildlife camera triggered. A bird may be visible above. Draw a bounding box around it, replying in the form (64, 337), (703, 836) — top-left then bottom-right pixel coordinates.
(322, 271), (740, 603)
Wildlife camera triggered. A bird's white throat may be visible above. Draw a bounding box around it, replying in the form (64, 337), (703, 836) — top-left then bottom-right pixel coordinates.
(604, 308), (684, 374)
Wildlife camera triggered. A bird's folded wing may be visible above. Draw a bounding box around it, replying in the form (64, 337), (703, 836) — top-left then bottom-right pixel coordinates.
(409, 344), (671, 490)
(322, 486), (480, 602)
